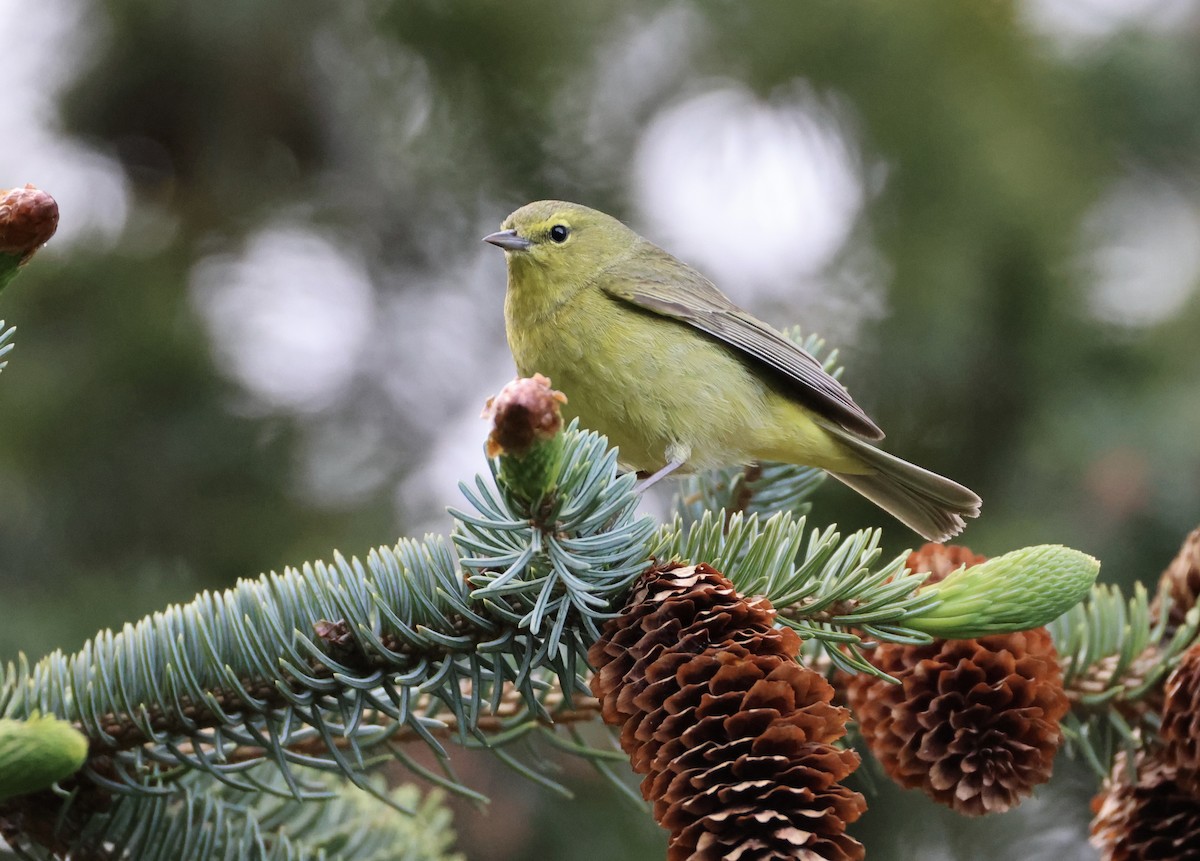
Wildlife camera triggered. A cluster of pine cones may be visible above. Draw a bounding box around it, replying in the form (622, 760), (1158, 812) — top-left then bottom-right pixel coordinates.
(588, 528), (1200, 860)
(1091, 528), (1200, 861)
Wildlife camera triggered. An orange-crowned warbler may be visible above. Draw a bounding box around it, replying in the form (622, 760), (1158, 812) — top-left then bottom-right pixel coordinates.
(485, 200), (980, 541)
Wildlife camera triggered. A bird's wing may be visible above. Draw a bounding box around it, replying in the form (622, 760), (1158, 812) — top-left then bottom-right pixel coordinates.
(600, 248), (885, 440)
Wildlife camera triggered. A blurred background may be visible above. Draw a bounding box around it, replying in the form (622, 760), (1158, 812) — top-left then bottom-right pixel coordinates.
(3, 0), (1199, 857)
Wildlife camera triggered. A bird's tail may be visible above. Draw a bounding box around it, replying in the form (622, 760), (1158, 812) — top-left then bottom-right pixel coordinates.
(828, 431), (981, 543)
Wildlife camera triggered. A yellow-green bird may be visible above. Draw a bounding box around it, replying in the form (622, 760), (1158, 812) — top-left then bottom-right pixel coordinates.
(485, 200), (980, 541)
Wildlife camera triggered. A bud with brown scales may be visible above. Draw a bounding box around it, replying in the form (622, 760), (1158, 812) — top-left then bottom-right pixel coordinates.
(483, 373), (566, 459)
(482, 374), (569, 507)
(0, 185), (58, 268)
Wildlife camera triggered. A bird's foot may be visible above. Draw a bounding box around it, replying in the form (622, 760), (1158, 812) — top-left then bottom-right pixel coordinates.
(635, 459), (685, 493)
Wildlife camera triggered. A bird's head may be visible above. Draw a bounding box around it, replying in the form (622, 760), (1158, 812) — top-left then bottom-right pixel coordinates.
(484, 200), (638, 291)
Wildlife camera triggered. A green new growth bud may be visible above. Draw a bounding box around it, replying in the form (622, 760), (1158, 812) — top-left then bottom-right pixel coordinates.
(484, 374), (567, 506)
(0, 185), (59, 293)
(905, 544), (1100, 639)
(0, 712), (89, 801)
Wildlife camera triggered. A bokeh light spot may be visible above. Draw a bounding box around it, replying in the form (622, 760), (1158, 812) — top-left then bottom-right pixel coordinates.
(190, 225), (375, 412)
(1083, 173), (1200, 327)
(632, 83), (867, 297)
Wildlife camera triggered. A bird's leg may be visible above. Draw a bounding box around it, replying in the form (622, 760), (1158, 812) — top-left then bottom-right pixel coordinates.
(636, 442), (691, 493)
(636, 460), (684, 493)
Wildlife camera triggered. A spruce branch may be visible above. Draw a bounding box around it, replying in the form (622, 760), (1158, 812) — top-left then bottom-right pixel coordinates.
(653, 509), (935, 677)
(451, 376), (654, 697)
(1050, 581), (1200, 776)
(0, 389), (653, 854)
(0, 321), (13, 375)
(1084, 524), (1200, 853)
(0, 363), (1131, 857)
(656, 511), (1100, 680)
(4, 766), (461, 861)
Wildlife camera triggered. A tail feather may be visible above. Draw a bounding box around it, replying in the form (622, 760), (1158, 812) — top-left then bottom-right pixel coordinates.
(829, 433), (981, 543)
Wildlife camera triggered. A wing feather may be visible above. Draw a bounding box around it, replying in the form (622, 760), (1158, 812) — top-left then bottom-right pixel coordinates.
(600, 246), (885, 440)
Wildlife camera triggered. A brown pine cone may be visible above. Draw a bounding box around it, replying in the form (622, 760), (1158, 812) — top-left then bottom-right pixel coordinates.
(844, 544), (1068, 816)
(590, 563), (866, 861)
(1091, 751), (1200, 860)
(1151, 527), (1200, 636)
(1161, 641), (1200, 794)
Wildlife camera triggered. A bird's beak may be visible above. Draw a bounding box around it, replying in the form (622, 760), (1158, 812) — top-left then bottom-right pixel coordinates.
(483, 229), (533, 252)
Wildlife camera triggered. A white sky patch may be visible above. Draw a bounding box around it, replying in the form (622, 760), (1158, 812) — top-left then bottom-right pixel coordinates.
(369, 239), (514, 531)
(189, 225), (375, 413)
(374, 249), (513, 433)
(1083, 173), (1200, 327)
(0, 0), (129, 249)
(632, 83), (868, 302)
(395, 389), (502, 538)
(1021, 0), (1198, 45)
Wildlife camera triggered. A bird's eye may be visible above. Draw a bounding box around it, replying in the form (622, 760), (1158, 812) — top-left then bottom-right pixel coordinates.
(549, 224), (570, 243)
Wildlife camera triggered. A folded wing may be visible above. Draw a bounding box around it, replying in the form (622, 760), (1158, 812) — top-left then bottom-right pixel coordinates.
(601, 246), (885, 440)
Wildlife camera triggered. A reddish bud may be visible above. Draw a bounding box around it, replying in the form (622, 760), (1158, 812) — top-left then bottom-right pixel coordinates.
(483, 374), (566, 458)
(0, 185), (59, 265)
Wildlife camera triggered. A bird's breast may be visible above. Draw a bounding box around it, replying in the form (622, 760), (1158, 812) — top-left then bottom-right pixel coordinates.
(504, 286), (771, 472)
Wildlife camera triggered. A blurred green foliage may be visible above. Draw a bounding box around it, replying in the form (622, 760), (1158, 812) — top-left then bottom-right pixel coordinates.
(2, 0), (1199, 858)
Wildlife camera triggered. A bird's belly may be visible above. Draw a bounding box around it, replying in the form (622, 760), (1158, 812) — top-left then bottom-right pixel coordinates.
(509, 309), (771, 473)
